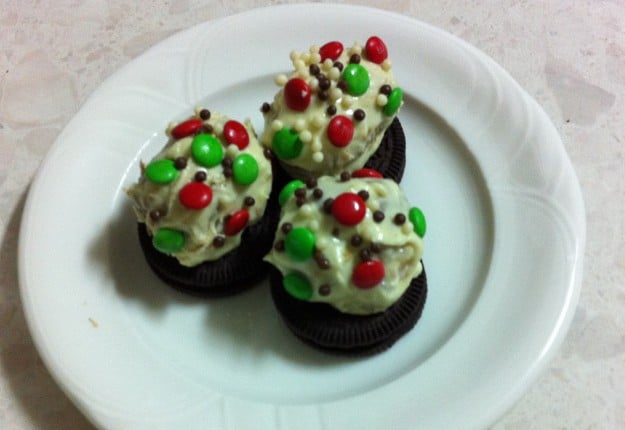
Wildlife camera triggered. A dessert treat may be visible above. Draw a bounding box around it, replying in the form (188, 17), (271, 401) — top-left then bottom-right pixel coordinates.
(265, 172), (427, 354)
(127, 107), (280, 296)
(260, 36), (406, 181)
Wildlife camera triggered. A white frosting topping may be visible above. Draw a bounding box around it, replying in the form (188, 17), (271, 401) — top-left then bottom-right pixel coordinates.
(127, 109), (272, 267)
(260, 39), (402, 179)
(265, 176), (424, 315)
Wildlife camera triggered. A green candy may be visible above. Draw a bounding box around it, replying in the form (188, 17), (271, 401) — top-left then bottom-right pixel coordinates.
(232, 154), (259, 185)
(191, 133), (223, 167)
(285, 227), (316, 261)
(384, 87), (403, 116)
(283, 272), (313, 301)
(279, 179), (305, 206)
(152, 228), (185, 254)
(342, 64), (370, 96)
(409, 207), (427, 237)
(145, 159), (179, 184)
(272, 127), (302, 160)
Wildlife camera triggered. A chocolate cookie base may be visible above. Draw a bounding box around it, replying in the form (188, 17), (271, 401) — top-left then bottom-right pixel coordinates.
(269, 264), (427, 355)
(363, 117), (406, 183)
(137, 165), (288, 297)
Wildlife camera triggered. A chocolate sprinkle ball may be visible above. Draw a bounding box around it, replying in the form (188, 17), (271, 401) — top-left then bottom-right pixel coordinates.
(269, 265), (428, 356)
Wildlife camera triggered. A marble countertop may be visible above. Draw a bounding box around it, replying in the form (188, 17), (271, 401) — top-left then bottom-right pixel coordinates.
(1, 0), (623, 428)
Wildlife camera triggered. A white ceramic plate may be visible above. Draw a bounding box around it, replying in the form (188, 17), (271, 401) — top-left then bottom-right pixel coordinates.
(19, 4), (585, 430)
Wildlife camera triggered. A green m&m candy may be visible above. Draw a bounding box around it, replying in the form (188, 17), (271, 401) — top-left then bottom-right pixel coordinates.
(232, 154), (259, 185)
(278, 179), (305, 206)
(408, 207), (426, 237)
(283, 272), (313, 300)
(383, 87), (403, 116)
(342, 64), (370, 96)
(152, 228), (185, 254)
(191, 133), (223, 167)
(272, 127), (302, 160)
(145, 159), (179, 184)
(285, 227), (316, 261)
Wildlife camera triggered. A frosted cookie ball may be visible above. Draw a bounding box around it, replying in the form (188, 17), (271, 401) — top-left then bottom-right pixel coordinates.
(260, 36), (405, 180)
(265, 171), (428, 355)
(126, 107), (280, 296)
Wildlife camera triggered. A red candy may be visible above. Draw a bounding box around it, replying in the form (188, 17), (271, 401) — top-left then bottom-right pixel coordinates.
(327, 115), (354, 147)
(179, 182), (213, 210)
(224, 209), (249, 236)
(352, 168), (383, 178)
(319, 41), (344, 62)
(352, 260), (385, 289)
(284, 78), (312, 111)
(171, 118), (203, 139)
(332, 193), (366, 226)
(365, 36), (388, 64)
(223, 120), (249, 150)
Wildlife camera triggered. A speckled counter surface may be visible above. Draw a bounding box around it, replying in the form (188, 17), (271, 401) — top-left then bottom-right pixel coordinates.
(1, 1), (623, 428)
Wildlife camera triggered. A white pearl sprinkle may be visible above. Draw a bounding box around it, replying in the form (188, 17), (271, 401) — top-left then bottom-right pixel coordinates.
(312, 115), (325, 128)
(330, 87), (342, 102)
(381, 59), (392, 71)
(294, 59), (306, 71)
(301, 204), (314, 215)
(300, 130), (312, 143)
(312, 152), (324, 163)
(225, 144), (239, 157)
(271, 119), (283, 131)
(322, 58), (333, 70)
(213, 123), (224, 135)
(311, 52), (321, 63)
(309, 220), (320, 231)
(376, 94), (388, 106)
(294, 118), (306, 132)
(289, 50), (299, 62)
(301, 52), (311, 63)
(328, 67), (341, 80)
(275, 74), (288, 86)
(311, 140), (322, 152)
(310, 44), (320, 53)
(341, 95), (354, 109)
(349, 43), (362, 55)
(309, 77), (319, 90)
(402, 222), (414, 235)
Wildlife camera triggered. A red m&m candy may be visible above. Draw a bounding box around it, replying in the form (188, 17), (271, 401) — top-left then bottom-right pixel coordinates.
(171, 118), (203, 139)
(284, 78), (312, 111)
(352, 168), (383, 178)
(179, 182), (213, 210)
(327, 115), (354, 147)
(331, 193), (366, 226)
(352, 260), (385, 289)
(224, 209), (249, 236)
(319, 41), (343, 62)
(223, 120), (249, 149)
(365, 36), (388, 64)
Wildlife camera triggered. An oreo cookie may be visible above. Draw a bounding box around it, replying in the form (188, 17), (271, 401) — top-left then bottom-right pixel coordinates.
(269, 264), (427, 355)
(363, 117), (406, 183)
